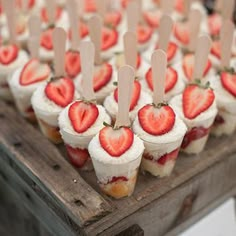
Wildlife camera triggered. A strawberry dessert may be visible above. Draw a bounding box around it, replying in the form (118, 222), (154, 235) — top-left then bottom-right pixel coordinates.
(9, 58), (51, 122)
(31, 77), (79, 144)
(133, 103), (187, 177)
(170, 81), (217, 154)
(0, 43), (29, 101)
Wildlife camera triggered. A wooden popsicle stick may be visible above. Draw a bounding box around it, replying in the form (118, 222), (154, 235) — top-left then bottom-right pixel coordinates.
(160, 0), (174, 15)
(220, 20), (234, 69)
(96, 0), (107, 20)
(88, 15), (103, 65)
(77, 0), (84, 16)
(158, 15), (173, 52)
(52, 28), (67, 77)
(80, 41), (96, 101)
(45, 0), (57, 25)
(21, 0), (28, 13)
(124, 31), (137, 70)
(115, 65), (135, 128)
(67, 0), (80, 51)
(192, 35), (212, 80)
(215, 0), (223, 12)
(222, 0), (234, 20)
(151, 50), (167, 105)
(3, 0), (16, 44)
(133, 0), (142, 23)
(127, 1), (139, 32)
(183, 0), (192, 18)
(188, 9), (201, 52)
(28, 37), (39, 59)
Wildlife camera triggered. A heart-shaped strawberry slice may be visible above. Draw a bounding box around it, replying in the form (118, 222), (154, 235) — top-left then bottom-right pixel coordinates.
(104, 11), (122, 28)
(143, 10), (161, 28)
(101, 27), (118, 51)
(40, 28), (53, 50)
(69, 101), (99, 133)
(221, 72), (236, 97)
(45, 77), (75, 107)
(211, 40), (221, 59)
(138, 104), (176, 135)
(41, 6), (62, 23)
(65, 51), (81, 79)
(85, 0), (96, 12)
(99, 126), (134, 157)
(93, 63), (112, 92)
(137, 25), (153, 44)
(156, 41), (178, 62)
(174, 22), (189, 45)
(183, 84), (215, 119)
(208, 13), (222, 37)
(20, 59), (50, 86)
(114, 80), (141, 111)
(0, 44), (19, 65)
(16, 0), (35, 9)
(145, 67), (178, 93)
(182, 54), (212, 81)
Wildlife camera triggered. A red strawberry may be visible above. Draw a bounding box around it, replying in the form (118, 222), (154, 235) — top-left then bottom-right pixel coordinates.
(68, 101), (99, 133)
(114, 80), (141, 111)
(145, 67), (178, 93)
(101, 27), (118, 50)
(137, 25), (153, 44)
(143, 10), (161, 28)
(68, 21), (89, 39)
(0, 44), (19, 65)
(65, 51), (81, 79)
(109, 176), (128, 183)
(99, 126), (134, 157)
(208, 13), (222, 37)
(174, 22), (189, 45)
(183, 84), (215, 119)
(41, 7), (62, 23)
(136, 53), (141, 69)
(93, 63), (112, 92)
(157, 148), (180, 165)
(15, 0), (35, 9)
(20, 59), (50, 86)
(84, 0), (96, 12)
(156, 42), (178, 62)
(45, 77), (75, 107)
(104, 11), (122, 27)
(120, 0), (132, 8)
(174, 0), (184, 13)
(182, 54), (212, 81)
(221, 72), (236, 97)
(211, 40), (221, 59)
(40, 28), (53, 50)
(138, 104), (176, 135)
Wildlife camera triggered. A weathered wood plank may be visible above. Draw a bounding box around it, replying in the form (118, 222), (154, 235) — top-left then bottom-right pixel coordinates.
(0, 100), (113, 228)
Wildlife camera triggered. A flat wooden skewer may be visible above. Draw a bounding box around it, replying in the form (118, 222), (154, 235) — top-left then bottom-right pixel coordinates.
(127, 1), (139, 32)
(45, 0), (57, 26)
(52, 28), (67, 77)
(96, 0), (107, 21)
(183, 0), (192, 19)
(80, 41), (96, 101)
(160, 0), (174, 15)
(115, 66), (135, 128)
(222, 0), (234, 20)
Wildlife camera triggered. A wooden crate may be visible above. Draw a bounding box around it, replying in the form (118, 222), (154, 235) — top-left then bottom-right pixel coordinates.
(1, 100), (236, 236)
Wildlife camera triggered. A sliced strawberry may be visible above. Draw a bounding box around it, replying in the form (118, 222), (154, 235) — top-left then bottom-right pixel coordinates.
(109, 176), (128, 183)
(174, 0), (184, 13)
(45, 77), (75, 107)
(114, 80), (141, 111)
(0, 44), (19, 65)
(182, 54), (212, 81)
(156, 42), (178, 62)
(20, 59), (50, 86)
(157, 148), (180, 165)
(143, 10), (161, 28)
(84, 0), (96, 12)
(93, 63), (112, 92)
(136, 53), (141, 69)
(208, 13), (222, 37)
(120, 0), (132, 8)
(221, 72), (236, 97)
(211, 40), (221, 59)
(137, 25), (153, 44)
(183, 84), (215, 119)
(15, 0), (35, 9)
(65, 51), (81, 79)
(174, 22), (189, 45)
(145, 67), (178, 93)
(101, 27), (118, 51)
(138, 104), (176, 135)
(68, 101), (99, 133)
(41, 6), (62, 23)
(40, 28), (53, 50)
(68, 21), (89, 39)
(99, 126), (134, 157)
(104, 11), (122, 28)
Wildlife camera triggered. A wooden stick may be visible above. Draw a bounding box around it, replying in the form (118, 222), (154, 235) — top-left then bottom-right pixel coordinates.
(28, 15), (41, 59)
(220, 20), (234, 69)
(45, 0), (56, 25)
(124, 31), (137, 70)
(160, 0), (174, 15)
(183, 0), (192, 18)
(21, 0), (28, 13)
(88, 15), (103, 65)
(2, 0), (16, 44)
(80, 41), (96, 101)
(127, 1), (139, 32)
(133, 0), (142, 23)
(158, 15), (173, 52)
(188, 9), (201, 52)
(77, 0), (84, 16)
(222, 0), (235, 20)
(115, 66), (135, 128)
(192, 35), (212, 80)
(151, 50), (167, 105)
(96, 0), (107, 20)
(67, 0), (80, 51)
(52, 28), (67, 77)
(215, 0), (223, 12)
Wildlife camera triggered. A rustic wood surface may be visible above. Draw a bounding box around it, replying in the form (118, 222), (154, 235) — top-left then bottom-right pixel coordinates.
(1, 99), (236, 235)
